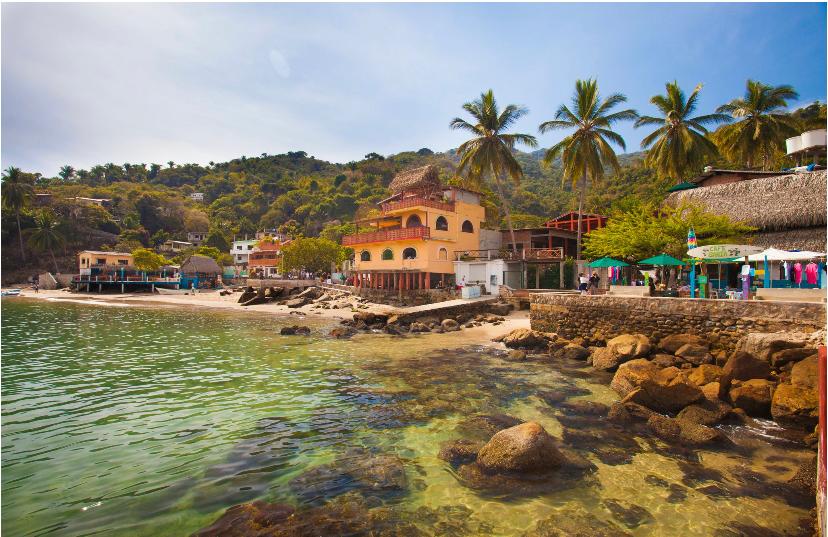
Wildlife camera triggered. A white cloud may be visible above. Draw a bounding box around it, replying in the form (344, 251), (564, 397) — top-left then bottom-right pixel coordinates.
(268, 49), (290, 79)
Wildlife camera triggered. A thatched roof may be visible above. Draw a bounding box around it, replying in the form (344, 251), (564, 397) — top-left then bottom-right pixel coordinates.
(389, 165), (441, 194)
(180, 254), (221, 275)
(750, 227), (827, 252)
(665, 170), (826, 231)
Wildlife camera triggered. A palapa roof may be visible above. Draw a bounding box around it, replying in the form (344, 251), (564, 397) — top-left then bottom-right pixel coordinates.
(665, 170), (827, 232)
(749, 227), (827, 252)
(388, 165), (441, 194)
(180, 254), (222, 275)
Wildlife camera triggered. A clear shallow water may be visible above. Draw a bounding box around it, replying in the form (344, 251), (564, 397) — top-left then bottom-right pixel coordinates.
(1, 299), (815, 536)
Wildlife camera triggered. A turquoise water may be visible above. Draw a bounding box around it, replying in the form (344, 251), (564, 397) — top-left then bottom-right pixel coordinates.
(1, 299), (815, 536)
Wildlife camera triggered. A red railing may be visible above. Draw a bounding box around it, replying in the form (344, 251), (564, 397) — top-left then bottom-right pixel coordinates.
(381, 197), (455, 213)
(343, 226), (430, 246)
(454, 248), (564, 261)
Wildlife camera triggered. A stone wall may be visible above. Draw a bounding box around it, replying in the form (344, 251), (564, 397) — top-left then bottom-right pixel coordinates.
(530, 294), (826, 353)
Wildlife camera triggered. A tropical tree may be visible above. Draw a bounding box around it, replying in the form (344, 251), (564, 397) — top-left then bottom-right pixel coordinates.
(132, 248), (170, 272)
(59, 165), (75, 182)
(635, 82), (730, 181)
(167, 161), (175, 168)
(280, 237), (344, 274)
(27, 210), (65, 273)
(1, 166), (35, 261)
(450, 89), (538, 249)
(538, 79), (637, 260)
(713, 80), (799, 169)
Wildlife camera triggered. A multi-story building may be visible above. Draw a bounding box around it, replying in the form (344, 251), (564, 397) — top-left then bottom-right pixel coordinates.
(77, 250), (133, 275)
(248, 238), (289, 278)
(189, 192), (205, 202)
(342, 165), (484, 290)
(231, 239), (257, 266)
(160, 240), (193, 254)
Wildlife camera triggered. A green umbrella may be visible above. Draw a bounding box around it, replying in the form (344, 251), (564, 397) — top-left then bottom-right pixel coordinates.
(588, 257), (629, 268)
(638, 253), (685, 266)
(666, 181), (698, 192)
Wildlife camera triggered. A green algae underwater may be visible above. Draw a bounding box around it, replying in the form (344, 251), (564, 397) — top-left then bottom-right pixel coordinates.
(1, 298), (815, 536)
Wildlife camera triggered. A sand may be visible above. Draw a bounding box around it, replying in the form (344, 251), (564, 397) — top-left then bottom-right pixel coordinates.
(10, 288), (530, 341)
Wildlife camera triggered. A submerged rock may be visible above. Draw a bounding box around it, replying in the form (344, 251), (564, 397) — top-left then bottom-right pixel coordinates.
(676, 400), (731, 426)
(192, 500), (296, 536)
(438, 439), (483, 466)
(476, 422), (565, 474)
(329, 326), (357, 339)
(280, 325), (311, 335)
(455, 414), (523, 442)
(498, 328), (553, 350)
(524, 507), (633, 537)
(602, 499), (654, 529)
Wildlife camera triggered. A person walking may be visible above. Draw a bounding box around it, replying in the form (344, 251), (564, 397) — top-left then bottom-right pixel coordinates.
(578, 273), (589, 295)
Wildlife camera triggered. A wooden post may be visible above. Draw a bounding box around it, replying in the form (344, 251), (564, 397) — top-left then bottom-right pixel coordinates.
(425, 272), (430, 290)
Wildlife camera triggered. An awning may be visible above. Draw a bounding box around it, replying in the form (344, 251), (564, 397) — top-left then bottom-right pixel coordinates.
(746, 248), (827, 262)
(588, 257), (630, 268)
(638, 253), (685, 266)
(666, 181), (698, 192)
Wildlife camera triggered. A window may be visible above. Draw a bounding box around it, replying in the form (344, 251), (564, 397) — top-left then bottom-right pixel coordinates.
(403, 247), (417, 260)
(96, 258), (106, 264)
(461, 220), (474, 233)
(118, 260), (129, 265)
(435, 216), (448, 231)
(82, 258), (88, 266)
(382, 249), (394, 260)
(438, 248), (448, 260)
(237, 245), (242, 250)
(360, 250), (371, 261)
(247, 245), (253, 250)
(406, 214), (422, 228)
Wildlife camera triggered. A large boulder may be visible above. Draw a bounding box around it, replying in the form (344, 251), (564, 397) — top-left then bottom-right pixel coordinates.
(280, 325), (311, 335)
(771, 357), (819, 430)
(592, 334), (651, 372)
(771, 347), (817, 368)
(555, 343), (590, 361)
(722, 351), (771, 381)
(674, 344), (713, 365)
(651, 354), (682, 368)
(687, 364), (724, 387)
(285, 297), (308, 308)
(609, 359), (659, 398)
(193, 501), (296, 536)
(499, 328), (552, 350)
(676, 400), (731, 426)
(647, 414), (726, 446)
(658, 334), (707, 354)
(476, 422), (565, 474)
(441, 318), (460, 332)
(738, 332), (807, 362)
(438, 439), (484, 466)
(622, 367), (703, 413)
(729, 379), (775, 418)
(409, 322), (430, 333)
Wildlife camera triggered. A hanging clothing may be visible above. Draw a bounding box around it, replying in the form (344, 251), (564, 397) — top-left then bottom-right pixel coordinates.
(793, 262), (803, 285)
(805, 262), (818, 285)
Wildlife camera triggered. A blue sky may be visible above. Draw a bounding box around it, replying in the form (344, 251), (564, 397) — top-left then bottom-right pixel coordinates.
(2, 2), (825, 176)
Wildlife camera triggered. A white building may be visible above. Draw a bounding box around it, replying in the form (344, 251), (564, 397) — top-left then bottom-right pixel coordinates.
(160, 240), (193, 253)
(189, 192), (205, 202)
(231, 239), (257, 266)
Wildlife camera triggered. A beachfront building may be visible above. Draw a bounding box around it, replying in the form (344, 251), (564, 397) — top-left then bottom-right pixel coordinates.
(343, 165), (484, 290)
(248, 237), (289, 278)
(179, 255), (222, 289)
(78, 250), (133, 275)
(231, 239), (257, 266)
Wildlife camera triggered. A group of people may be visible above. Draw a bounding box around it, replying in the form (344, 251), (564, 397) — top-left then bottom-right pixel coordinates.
(577, 271), (601, 295)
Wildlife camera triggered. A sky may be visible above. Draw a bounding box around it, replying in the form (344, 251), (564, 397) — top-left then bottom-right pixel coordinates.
(2, 2), (826, 176)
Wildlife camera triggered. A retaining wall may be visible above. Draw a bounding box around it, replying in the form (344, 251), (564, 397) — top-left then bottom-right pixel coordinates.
(530, 294), (826, 353)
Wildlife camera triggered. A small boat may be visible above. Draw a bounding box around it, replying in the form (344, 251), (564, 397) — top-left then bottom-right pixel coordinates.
(1, 289), (22, 297)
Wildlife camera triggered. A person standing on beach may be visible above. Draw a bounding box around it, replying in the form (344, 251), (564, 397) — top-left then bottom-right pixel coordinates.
(578, 273), (588, 295)
(589, 271), (600, 295)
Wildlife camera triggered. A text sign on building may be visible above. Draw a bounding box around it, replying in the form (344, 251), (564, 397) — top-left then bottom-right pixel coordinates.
(687, 244), (764, 259)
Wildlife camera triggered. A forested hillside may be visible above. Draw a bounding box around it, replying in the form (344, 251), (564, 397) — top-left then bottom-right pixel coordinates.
(1, 146), (670, 280)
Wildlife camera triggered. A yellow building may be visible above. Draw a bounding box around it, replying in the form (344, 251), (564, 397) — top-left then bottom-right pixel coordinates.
(342, 165), (484, 290)
(78, 250), (133, 275)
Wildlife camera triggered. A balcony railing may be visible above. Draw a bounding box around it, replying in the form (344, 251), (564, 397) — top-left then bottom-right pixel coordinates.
(342, 226), (430, 246)
(381, 197), (455, 213)
(454, 248), (565, 261)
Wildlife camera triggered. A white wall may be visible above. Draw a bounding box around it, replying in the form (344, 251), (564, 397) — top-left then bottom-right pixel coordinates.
(453, 259), (506, 295)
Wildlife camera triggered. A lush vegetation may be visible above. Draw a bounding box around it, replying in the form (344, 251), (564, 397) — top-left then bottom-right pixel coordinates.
(1, 79), (822, 279)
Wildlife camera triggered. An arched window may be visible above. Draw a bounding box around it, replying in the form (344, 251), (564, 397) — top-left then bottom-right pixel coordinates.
(435, 216), (448, 231)
(461, 220), (474, 233)
(438, 248), (448, 260)
(403, 247), (417, 260)
(382, 248), (394, 260)
(406, 214), (422, 228)
(360, 250), (371, 262)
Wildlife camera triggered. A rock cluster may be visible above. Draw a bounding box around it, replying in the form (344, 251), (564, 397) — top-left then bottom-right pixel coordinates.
(340, 306), (512, 336)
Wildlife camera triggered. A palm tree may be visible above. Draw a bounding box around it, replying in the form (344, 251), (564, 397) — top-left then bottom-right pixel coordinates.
(167, 161), (175, 168)
(635, 82), (730, 181)
(450, 89), (538, 249)
(538, 79), (637, 260)
(1, 166), (34, 262)
(714, 80), (799, 169)
(59, 165), (75, 182)
(27, 210), (65, 273)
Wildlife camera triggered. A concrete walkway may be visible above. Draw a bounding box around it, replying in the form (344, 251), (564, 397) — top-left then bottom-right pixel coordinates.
(390, 296), (498, 317)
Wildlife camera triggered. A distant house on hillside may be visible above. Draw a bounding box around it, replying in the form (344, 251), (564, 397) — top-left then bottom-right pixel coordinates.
(189, 192), (205, 202)
(187, 231), (208, 246)
(664, 170), (827, 251)
(160, 240), (193, 253)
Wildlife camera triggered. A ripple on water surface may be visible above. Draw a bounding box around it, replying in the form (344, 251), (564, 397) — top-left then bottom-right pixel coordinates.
(1, 299), (815, 537)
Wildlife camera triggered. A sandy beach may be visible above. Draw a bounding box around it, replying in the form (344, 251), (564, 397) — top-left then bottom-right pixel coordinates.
(9, 288), (530, 341)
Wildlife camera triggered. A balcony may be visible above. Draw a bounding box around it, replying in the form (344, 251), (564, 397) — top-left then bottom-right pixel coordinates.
(342, 226), (430, 246)
(454, 248), (564, 262)
(381, 197), (455, 213)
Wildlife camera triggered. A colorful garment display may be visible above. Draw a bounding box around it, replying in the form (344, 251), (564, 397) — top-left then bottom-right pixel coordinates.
(805, 262), (818, 285)
(793, 262), (803, 285)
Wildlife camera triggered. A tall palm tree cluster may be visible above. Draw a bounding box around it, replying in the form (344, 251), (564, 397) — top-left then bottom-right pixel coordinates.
(451, 79), (804, 258)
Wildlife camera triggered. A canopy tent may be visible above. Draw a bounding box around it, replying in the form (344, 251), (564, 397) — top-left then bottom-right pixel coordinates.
(588, 257), (629, 268)
(638, 254), (685, 266)
(746, 248), (826, 262)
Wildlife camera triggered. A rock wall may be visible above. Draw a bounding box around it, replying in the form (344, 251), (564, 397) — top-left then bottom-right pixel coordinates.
(530, 294), (826, 353)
